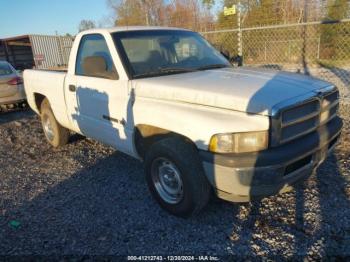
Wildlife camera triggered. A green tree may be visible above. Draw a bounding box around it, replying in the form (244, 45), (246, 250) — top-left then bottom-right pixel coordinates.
(320, 0), (350, 60)
(325, 0), (349, 20)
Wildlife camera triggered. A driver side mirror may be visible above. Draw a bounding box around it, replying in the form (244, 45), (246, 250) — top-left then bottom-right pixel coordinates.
(220, 50), (243, 67)
(82, 56), (118, 80)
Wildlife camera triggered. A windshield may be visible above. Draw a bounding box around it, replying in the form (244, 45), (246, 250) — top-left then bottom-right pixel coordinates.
(112, 30), (231, 79)
(0, 62), (14, 76)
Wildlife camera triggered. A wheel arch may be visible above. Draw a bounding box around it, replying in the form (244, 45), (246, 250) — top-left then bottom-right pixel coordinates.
(134, 124), (197, 160)
(33, 93), (47, 113)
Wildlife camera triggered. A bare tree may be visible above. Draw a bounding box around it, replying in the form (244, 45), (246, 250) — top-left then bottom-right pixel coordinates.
(107, 0), (214, 30)
(78, 20), (97, 32)
(108, 0), (166, 26)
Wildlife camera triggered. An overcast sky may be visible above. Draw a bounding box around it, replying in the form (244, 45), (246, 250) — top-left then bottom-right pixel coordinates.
(0, 0), (112, 38)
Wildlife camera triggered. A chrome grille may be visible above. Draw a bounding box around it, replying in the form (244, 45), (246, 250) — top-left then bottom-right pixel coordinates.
(281, 115), (319, 142)
(271, 87), (339, 146)
(320, 90), (339, 125)
(281, 99), (319, 125)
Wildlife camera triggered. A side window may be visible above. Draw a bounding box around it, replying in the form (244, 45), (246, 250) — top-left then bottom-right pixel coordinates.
(75, 34), (118, 78)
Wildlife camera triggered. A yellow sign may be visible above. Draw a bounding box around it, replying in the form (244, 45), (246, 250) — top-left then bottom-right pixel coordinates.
(224, 5), (236, 16)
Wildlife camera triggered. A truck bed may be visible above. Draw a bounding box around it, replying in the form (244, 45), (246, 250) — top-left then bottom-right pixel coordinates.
(23, 69), (70, 128)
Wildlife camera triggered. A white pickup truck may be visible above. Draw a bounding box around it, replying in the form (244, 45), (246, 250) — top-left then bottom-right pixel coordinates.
(24, 27), (343, 217)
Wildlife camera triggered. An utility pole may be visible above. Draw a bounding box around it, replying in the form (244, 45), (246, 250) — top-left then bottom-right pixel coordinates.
(224, 2), (243, 66)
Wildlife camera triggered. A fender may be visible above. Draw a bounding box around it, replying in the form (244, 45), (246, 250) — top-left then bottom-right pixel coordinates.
(132, 96), (269, 151)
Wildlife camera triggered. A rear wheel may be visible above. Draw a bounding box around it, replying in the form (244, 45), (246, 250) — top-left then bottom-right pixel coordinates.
(40, 98), (69, 147)
(145, 137), (211, 217)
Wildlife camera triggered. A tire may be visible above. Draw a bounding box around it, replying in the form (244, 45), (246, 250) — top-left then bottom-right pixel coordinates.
(145, 137), (211, 217)
(40, 98), (69, 147)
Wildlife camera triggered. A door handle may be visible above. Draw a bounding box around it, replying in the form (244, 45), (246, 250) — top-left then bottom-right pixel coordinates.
(69, 85), (76, 92)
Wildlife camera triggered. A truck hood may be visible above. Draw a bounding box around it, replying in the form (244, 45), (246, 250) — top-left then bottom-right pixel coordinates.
(133, 67), (332, 116)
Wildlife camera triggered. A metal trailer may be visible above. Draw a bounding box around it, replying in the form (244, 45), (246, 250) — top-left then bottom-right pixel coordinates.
(0, 35), (74, 70)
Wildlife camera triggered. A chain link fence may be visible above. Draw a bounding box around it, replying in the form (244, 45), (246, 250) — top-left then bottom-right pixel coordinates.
(202, 19), (350, 100)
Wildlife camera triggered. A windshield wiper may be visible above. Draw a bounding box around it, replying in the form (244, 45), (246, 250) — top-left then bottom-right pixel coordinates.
(196, 64), (230, 71)
(159, 67), (197, 73)
(133, 64), (230, 78)
(133, 67), (196, 78)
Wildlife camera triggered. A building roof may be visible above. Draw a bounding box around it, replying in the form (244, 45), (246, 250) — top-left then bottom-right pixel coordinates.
(0, 35), (30, 42)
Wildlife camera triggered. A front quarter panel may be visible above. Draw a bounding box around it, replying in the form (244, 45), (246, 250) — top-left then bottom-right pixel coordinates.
(132, 97), (270, 151)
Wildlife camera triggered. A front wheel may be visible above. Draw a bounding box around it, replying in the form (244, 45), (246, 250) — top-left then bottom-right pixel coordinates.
(145, 137), (211, 217)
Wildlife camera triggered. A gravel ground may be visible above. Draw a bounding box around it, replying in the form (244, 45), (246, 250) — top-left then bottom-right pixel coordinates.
(0, 102), (349, 260)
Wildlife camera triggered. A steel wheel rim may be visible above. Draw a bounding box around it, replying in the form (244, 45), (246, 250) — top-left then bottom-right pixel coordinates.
(151, 157), (184, 204)
(43, 114), (54, 141)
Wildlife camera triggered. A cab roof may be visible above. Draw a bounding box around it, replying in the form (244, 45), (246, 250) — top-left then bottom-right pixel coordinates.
(81, 26), (191, 35)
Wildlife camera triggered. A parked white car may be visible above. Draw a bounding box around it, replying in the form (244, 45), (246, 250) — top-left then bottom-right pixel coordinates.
(0, 61), (26, 110)
(24, 27), (343, 217)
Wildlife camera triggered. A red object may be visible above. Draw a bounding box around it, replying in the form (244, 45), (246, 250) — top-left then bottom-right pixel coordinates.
(34, 54), (45, 61)
(7, 76), (23, 85)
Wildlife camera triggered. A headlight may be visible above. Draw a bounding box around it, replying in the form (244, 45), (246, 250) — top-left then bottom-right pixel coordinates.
(209, 131), (268, 153)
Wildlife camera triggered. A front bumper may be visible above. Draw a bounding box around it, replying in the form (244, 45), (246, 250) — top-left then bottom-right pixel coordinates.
(200, 116), (343, 202)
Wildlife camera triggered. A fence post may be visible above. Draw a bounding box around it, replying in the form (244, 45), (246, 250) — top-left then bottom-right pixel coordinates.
(59, 36), (64, 66)
(317, 36), (321, 60)
(264, 41), (267, 61)
(288, 41), (291, 62)
(237, 1), (243, 60)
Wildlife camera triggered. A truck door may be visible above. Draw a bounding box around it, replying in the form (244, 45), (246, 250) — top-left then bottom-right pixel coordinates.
(64, 33), (133, 154)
